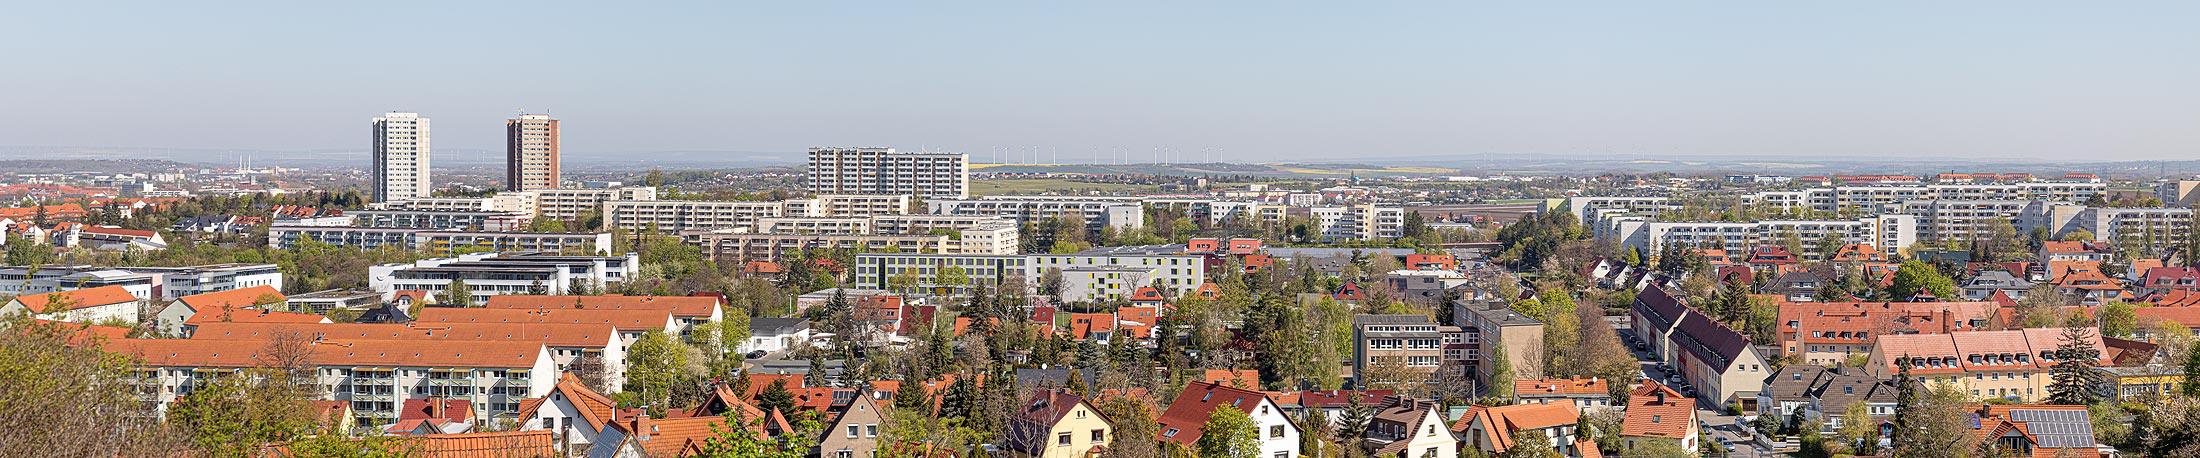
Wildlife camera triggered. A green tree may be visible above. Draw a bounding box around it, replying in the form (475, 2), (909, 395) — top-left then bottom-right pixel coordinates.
(0, 316), (189, 455)
(624, 331), (698, 409)
(2184, 344), (2200, 397)
(2099, 302), (2139, 338)
(1195, 403), (1260, 458)
(168, 368), (316, 456)
(1484, 338), (1515, 405)
(1884, 260), (1956, 301)
(756, 379), (796, 414)
(440, 278), (474, 307)
(1836, 400), (1876, 456)
(893, 377), (932, 414)
(1500, 428), (1559, 458)
(1100, 396), (1163, 458)
(696, 409), (817, 458)
(2047, 325), (2107, 405)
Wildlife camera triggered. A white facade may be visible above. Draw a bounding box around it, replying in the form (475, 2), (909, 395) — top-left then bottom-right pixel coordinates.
(927, 197), (1147, 231)
(528, 187), (657, 220)
(125, 340), (557, 426)
(1612, 215), (1918, 258)
(1027, 251), (1208, 298)
(806, 147), (969, 199)
(372, 112), (431, 202)
(1054, 266), (1157, 303)
(0, 263), (281, 301)
(602, 200), (784, 232)
(1311, 204), (1405, 240)
(369, 253), (639, 303)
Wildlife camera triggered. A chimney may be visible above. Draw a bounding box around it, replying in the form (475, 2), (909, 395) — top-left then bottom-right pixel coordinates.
(632, 413), (652, 439)
(1941, 309), (1955, 334)
(429, 398), (445, 419)
(1655, 389), (1667, 405)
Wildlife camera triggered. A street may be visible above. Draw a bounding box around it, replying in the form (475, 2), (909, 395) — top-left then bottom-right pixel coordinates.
(1614, 322), (1773, 457)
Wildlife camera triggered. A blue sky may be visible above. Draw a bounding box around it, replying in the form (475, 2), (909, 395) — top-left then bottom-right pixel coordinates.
(4, 2), (2198, 163)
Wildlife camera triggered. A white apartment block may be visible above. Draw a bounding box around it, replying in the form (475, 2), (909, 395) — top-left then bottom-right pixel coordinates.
(1055, 266), (1159, 303)
(268, 226), (611, 255)
(1312, 204), (1404, 240)
(1896, 199), (2032, 243)
(0, 263), (282, 301)
(372, 113), (431, 202)
(120, 339), (556, 426)
(806, 147), (969, 199)
(682, 228), (1018, 264)
(1566, 196), (1679, 224)
(783, 194), (913, 218)
(1738, 182), (2106, 214)
(368, 252), (640, 303)
(928, 196), (1146, 232)
(1611, 215), (1919, 258)
(373, 192), (539, 215)
(348, 210), (534, 231)
(2020, 202), (2193, 245)
(529, 186), (657, 220)
(602, 200), (785, 233)
(851, 254), (1030, 293)
(1027, 247), (1209, 298)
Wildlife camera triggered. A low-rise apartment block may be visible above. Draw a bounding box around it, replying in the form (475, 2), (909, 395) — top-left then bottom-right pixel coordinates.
(1866, 328), (2107, 402)
(0, 263), (281, 301)
(110, 338), (556, 427)
(269, 226), (611, 255)
(368, 252), (639, 303)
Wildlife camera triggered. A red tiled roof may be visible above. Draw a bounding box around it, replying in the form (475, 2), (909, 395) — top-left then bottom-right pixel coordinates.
(1515, 378), (1610, 397)
(483, 294), (720, 318)
(398, 430), (557, 458)
(8, 285), (139, 312)
(1621, 382), (1693, 439)
(1202, 369), (1261, 389)
(413, 307), (674, 332)
(1156, 382), (1273, 447)
(514, 373), (621, 432)
(176, 285), (288, 311)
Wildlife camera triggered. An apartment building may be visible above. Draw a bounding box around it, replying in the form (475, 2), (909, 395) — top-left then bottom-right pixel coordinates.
(372, 112), (431, 202)
(601, 200), (784, 232)
(1028, 246), (1209, 297)
(1351, 315), (1463, 389)
(1866, 328), (2108, 402)
(926, 196), (1146, 232)
(347, 210), (534, 231)
(1565, 196), (1679, 224)
(0, 263), (282, 301)
(528, 186), (657, 220)
(682, 229), (1017, 264)
(1311, 204), (1405, 240)
(782, 194), (913, 218)
(1608, 215), (1918, 259)
(268, 226), (610, 255)
(1054, 266), (1159, 303)
(368, 252), (639, 302)
(186, 321), (627, 392)
(375, 192), (539, 215)
(805, 147), (969, 199)
(412, 307), (677, 346)
(505, 114), (560, 191)
(1631, 285), (1770, 407)
(1775, 300), (1997, 365)
(2156, 180), (2200, 207)
(482, 294), (723, 334)
(1897, 199), (2030, 242)
(851, 253), (1030, 294)
(112, 338), (556, 426)
(1453, 299), (1546, 383)
(1738, 182), (2107, 214)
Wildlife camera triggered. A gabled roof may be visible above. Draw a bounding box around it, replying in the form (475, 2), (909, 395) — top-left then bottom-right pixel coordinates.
(1201, 369), (1261, 389)
(1156, 381), (1281, 447)
(1515, 378), (1610, 398)
(176, 285), (287, 311)
(189, 322), (619, 348)
(183, 307), (328, 327)
(1621, 382), (1693, 439)
(1454, 399), (1581, 452)
(1672, 309), (1755, 372)
(396, 430), (557, 458)
(1003, 390), (1105, 454)
(605, 416), (735, 458)
(414, 307), (674, 332)
(1829, 244), (1884, 262)
(115, 338), (544, 369)
(9, 285), (139, 312)
(513, 373), (621, 433)
(1130, 287), (1166, 302)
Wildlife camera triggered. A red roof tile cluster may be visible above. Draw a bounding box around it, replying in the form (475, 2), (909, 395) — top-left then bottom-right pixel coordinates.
(1515, 378), (1610, 397)
(1621, 382), (1693, 439)
(1156, 381), (1272, 447)
(483, 294), (720, 318)
(8, 285), (139, 312)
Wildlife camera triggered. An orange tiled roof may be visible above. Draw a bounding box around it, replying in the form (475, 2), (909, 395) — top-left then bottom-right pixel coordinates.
(1621, 382), (1693, 439)
(9, 285), (139, 312)
(414, 307), (674, 333)
(176, 285), (287, 311)
(483, 294), (720, 318)
(111, 338), (545, 369)
(399, 430), (557, 458)
(189, 322), (618, 348)
(1515, 377), (1609, 397)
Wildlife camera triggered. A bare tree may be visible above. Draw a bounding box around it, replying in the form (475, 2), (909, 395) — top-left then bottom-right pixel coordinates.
(0, 317), (191, 456)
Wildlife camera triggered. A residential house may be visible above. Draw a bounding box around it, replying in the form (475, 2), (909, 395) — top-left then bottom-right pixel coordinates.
(1634, 285), (1772, 408)
(1620, 382), (1698, 454)
(156, 285), (290, 336)
(744, 317), (813, 354)
(1775, 300), (1997, 365)
(819, 392), (888, 458)
(1454, 400), (1590, 457)
(2137, 266), (2200, 297)
(1515, 378), (1614, 410)
(384, 398), (476, 436)
(1963, 270), (2034, 301)
(1755, 366), (1896, 430)
(1156, 381), (1301, 458)
(1365, 396), (1457, 458)
(514, 373), (625, 453)
(1746, 246), (1800, 274)
(1828, 244), (1886, 264)
(1764, 269), (1834, 302)
(482, 294), (724, 335)
(1967, 405), (2105, 458)
(1000, 390), (1112, 458)
(0, 285), (145, 324)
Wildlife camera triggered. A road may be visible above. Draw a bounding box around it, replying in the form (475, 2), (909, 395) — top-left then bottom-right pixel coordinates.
(1614, 323), (1774, 457)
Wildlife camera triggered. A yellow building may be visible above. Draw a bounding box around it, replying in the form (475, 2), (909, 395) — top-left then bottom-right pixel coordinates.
(1001, 390), (1112, 458)
(2098, 366), (2185, 398)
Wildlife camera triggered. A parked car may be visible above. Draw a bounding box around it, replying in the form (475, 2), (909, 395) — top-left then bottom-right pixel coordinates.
(746, 350), (767, 359)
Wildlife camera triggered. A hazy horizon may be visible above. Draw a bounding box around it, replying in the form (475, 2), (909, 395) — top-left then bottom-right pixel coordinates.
(5, 2), (2199, 163)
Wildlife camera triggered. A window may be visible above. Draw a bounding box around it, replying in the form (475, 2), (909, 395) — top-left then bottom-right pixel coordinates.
(848, 425), (860, 438)
(1057, 432), (1071, 446)
(1092, 429), (1105, 443)
(1162, 428), (1180, 438)
(1269, 425), (1284, 438)
(866, 425), (878, 438)
(1076, 408), (1086, 419)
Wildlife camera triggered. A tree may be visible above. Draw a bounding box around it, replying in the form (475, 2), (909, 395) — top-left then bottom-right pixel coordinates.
(1336, 394), (1374, 446)
(695, 409), (817, 458)
(625, 331), (698, 410)
(893, 376), (932, 414)
(1884, 260), (1956, 301)
(756, 379), (796, 414)
(1836, 400), (1876, 456)
(2141, 395), (2200, 457)
(2099, 302), (2139, 338)
(1484, 338), (1516, 405)
(0, 316), (188, 456)
(2184, 344), (2200, 397)
(1196, 403), (1260, 458)
(440, 278), (474, 307)
(2046, 325), (2107, 405)
(1101, 396), (1163, 458)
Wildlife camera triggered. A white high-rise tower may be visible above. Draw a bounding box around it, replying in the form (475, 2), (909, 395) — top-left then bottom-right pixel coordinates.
(372, 112), (431, 202)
